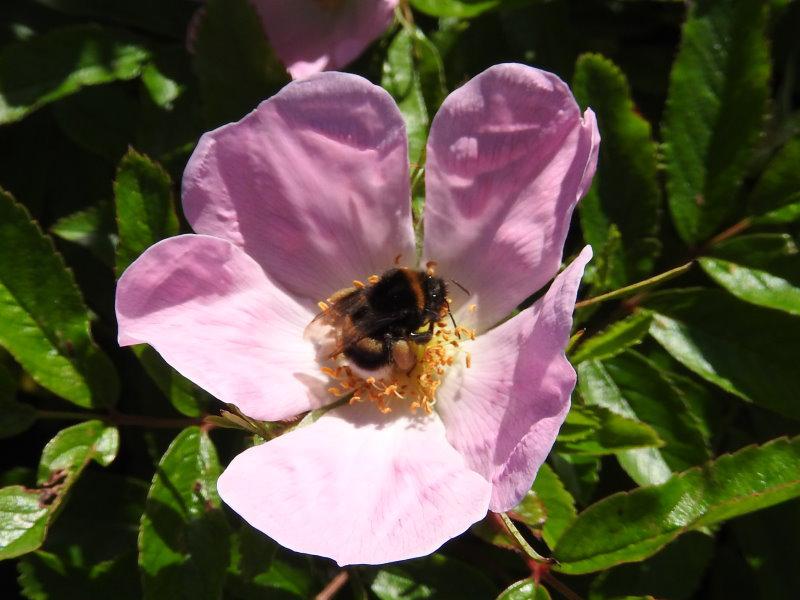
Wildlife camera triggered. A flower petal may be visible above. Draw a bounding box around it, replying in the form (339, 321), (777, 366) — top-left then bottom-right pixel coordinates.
(217, 402), (492, 565)
(436, 246), (592, 512)
(183, 71), (415, 303)
(115, 234), (328, 421)
(424, 64), (599, 331)
(253, 0), (398, 79)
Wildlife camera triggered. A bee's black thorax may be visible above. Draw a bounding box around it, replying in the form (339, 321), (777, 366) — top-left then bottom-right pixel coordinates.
(317, 267), (449, 374)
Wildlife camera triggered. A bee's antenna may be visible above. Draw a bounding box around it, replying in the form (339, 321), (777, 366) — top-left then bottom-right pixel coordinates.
(449, 279), (470, 295)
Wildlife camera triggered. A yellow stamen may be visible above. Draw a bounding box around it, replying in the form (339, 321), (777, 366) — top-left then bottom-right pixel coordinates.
(352, 280), (365, 288)
(317, 297), (478, 415)
(368, 275), (380, 284)
(318, 301), (329, 311)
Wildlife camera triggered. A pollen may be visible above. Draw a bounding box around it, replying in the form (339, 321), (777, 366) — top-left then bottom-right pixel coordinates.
(321, 319), (477, 415)
(367, 274), (380, 284)
(352, 280), (365, 288)
(317, 301), (329, 311)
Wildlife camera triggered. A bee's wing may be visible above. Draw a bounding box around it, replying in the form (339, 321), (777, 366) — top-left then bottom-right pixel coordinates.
(304, 288), (367, 358)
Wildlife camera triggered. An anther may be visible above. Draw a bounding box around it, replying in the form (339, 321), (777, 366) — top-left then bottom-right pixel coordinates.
(317, 301), (329, 311)
(426, 260), (438, 275)
(352, 280), (365, 288)
(368, 274), (380, 284)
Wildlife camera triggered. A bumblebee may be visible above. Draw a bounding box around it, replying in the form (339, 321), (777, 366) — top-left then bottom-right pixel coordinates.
(306, 268), (449, 375)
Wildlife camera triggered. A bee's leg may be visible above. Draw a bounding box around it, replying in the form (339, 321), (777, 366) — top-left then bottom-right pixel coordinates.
(408, 322), (435, 345)
(390, 338), (417, 373)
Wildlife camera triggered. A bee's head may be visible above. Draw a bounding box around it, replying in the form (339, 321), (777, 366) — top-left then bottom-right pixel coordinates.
(423, 275), (447, 321)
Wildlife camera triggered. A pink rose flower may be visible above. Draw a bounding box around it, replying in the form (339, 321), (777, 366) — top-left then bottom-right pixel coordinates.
(189, 1), (397, 79)
(116, 64), (599, 566)
(252, 0), (399, 79)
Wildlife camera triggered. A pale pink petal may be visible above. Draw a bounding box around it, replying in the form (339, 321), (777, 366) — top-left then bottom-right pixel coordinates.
(183, 72), (414, 303)
(424, 64), (600, 332)
(115, 235), (329, 421)
(436, 247), (592, 512)
(253, 0), (398, 79)
(217, 402), (492, 565)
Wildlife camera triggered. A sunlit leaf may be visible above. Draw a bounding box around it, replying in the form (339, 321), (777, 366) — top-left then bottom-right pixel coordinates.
(647, 288), (800, 420)
(0, 24), (150, 124)
(662, 0), (770, 244)
(114, 148), (179, 273)
(0, 420), (119, 560)
(573, 53), (661, 288)
(553, 435), (800, 574)
(50, 201), (116, 268)
(497, 578), (552, 600)
(571, 311), (652, 364)
(382, 26), (446, 164)
(700, 233), (800, 316)
(0, 189), (118, 408)
(139, 427), (229, 600)
(531, 463), (577, 548)
(557, 404), (663, 456)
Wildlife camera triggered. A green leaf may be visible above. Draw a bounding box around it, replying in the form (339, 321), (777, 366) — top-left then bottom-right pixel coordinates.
(497, 578), (552, 600)
(53, 85), (138, 161)
(0, 361), (35, 439)
(571, 311), (652, 364)
(577, 361), (671, 486)
(588, 531), (713, 600)
(549, 454), (600, 507)
(19, 551), (140, 600)
(139, 427), (229, 600)
(748, 136), (800, 224)
(553, 435), (800, 574)
(382, 27), (446, 164)
(0, 189), (119, 408)
(0, 24), (151, 124)
(0, 420), (119, 560)
(50, 201), (117, 268)
(383, 28), (429, 164)
(410, 0), (529, 18)
(227, 525), (316, 599)
(114, 149), (179, 274)
(573, 53), (661, 288)
(700, 233), (800, 316)
(134, 346), (208, 418)
(647, 288), (800, 420)
(193, 0), (289, 127)
(531, 463), (577, 548)
(141, 62), (182, 110)
(17, 471), (147, 600)
(557, 404), (663, 456)
(604, 352), (711, 471)
(662, 0), (770, 244)
(370, 554), (498, 599)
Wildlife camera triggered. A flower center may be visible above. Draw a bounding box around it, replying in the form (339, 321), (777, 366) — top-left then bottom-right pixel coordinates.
(322, 319), (475, 414)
